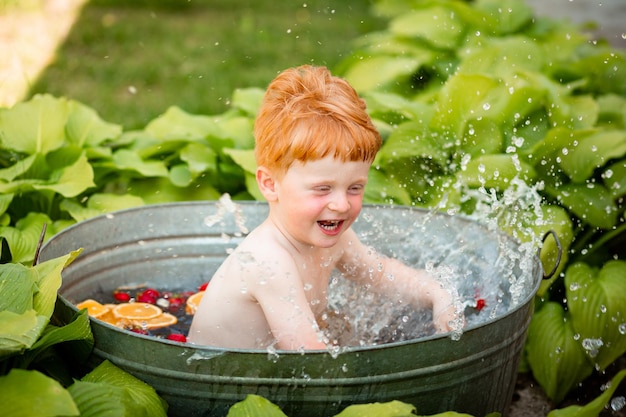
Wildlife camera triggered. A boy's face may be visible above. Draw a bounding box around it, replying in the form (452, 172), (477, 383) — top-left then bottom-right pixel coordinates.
(271, 156), (371, 249)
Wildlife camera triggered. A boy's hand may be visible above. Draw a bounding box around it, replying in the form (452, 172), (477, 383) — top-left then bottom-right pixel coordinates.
(433, 301), (463, 333)
(432, 290), (465, 333)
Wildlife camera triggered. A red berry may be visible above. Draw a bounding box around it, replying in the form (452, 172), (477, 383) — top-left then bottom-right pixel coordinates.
(168, 297), (184, 312)
(137, 288), (160, 304)
(137, 293), (157, 304)
(130, 327), (149, 335)
(113, 291), (131, 302)
(198, 282), (209, 291)
(142, 288), (160, 298)
(475, 298), (486, 311)
(167, 333), (187, 343)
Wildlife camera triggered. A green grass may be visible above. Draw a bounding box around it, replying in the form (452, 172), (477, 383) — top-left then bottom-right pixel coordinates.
(28, 0), (384, 129)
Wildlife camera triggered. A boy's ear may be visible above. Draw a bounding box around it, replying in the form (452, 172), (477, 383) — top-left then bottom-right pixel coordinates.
(256, 166), (278, 202)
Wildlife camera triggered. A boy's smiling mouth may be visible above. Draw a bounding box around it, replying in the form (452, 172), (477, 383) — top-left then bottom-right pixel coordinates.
(318, 220), (344, 232)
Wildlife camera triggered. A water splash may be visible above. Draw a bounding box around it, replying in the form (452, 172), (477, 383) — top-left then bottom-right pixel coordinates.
(204, 193), (249, 235)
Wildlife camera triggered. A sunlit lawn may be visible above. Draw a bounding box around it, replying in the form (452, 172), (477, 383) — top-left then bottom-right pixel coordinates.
(28, 0), (383, 129)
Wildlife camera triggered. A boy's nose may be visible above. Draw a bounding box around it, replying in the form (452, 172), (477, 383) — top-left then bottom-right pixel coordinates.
(328, 193), (350, 212)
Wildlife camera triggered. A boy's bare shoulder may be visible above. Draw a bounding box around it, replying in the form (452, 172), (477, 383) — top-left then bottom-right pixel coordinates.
(230, 223), (300, 274)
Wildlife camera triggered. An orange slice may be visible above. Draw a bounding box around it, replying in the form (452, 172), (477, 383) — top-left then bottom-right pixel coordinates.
(134, 312), (178, 329)
(76, 299), (110, 319)
(97, 304), (119, 325)
(186, 291), (205, 315)
(113, 302), (162, 320)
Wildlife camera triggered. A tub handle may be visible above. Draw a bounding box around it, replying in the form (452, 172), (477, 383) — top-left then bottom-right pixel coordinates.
(540, 230), (561, 280)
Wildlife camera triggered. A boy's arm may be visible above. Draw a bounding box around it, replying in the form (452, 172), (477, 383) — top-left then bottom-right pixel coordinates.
(251, 261), (328, 350)
(337, 229), (461, 333)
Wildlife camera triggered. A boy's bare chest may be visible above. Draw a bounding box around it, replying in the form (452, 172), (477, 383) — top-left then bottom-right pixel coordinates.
(298, 254), (337, 315)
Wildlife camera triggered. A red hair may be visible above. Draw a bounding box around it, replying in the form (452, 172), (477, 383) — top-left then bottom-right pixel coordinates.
(254, 65), (382, 178)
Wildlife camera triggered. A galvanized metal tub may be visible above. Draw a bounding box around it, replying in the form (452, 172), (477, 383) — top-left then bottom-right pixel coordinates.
(41, 201), (543, 417)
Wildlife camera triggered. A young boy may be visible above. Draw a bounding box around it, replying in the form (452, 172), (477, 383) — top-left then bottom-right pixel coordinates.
(188, 65), (460, 350)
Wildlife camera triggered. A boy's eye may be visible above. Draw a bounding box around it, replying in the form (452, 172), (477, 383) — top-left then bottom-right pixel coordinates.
(349, 184), (365, 193)
(314, 186), (332, 192)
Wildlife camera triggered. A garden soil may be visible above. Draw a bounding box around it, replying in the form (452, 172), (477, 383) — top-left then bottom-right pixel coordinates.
(0, 1), (624, 416)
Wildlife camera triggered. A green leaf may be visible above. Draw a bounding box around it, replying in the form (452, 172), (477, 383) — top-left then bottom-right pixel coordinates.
(455, 154), (536, 190)
(0, 262), (37, 313)
(525, 302), (593, 403)
(126, 177), (221, 204)
(545, 182), (618, 229)
(242, 171), (263, 201)
(458, 117), (503, 158)
(0, 193), (13, 217)
(565, 261), (626, 370)
(341, 55), (426, 93)
(60, 193), (145, 223)
(334, 400), (417, 417)
(145, 106), (220, 141)
(169, 164), (193, 187)
(559, 129), (626, 183)
(0, 310), (47, 358)
(0, 369), (79, 417)
(179, 142), (218, 177)
(474, 0), (533, 34)
(112, 149), (169, 178)
(364, 168), (412, 205)
(66, 100), (122, 147)
(87, 193), (145, 215)
(603, 159), (626, 198)
(226, 394), (288, 417)
(0, 94), (69, 154)
(431, 73), (504, 140)
(35, 151), (96, 197)
(32, 250), (82, 318)
(547, 369), (626, 417)
(29, 309), (93, 363)
(230, 87), (264, 117)
(0, 212), (51, 264)
(69, 380), (129, 417)
(363, 91), (434, 126)
(596, 93), (626, 128)
(213, 116), (255, 150)
(0, 151), (95, 198)
(223, 148), (256, 174)
(0, 251), (79, 358)
(0, 154), (37, 182)
(457, 36), (544, 76)
(80, 360), (168, 417)
(389, 6), (465, 50)
(376, 120), (448, 168)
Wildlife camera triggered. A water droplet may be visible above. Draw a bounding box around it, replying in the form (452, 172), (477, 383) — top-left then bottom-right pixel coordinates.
(611, 396), (626, 412)
(581, 338), (603, 358)
(619, 323), (626, 335)
(266, 345), (280, 362)
(482, 103), (491, 111)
